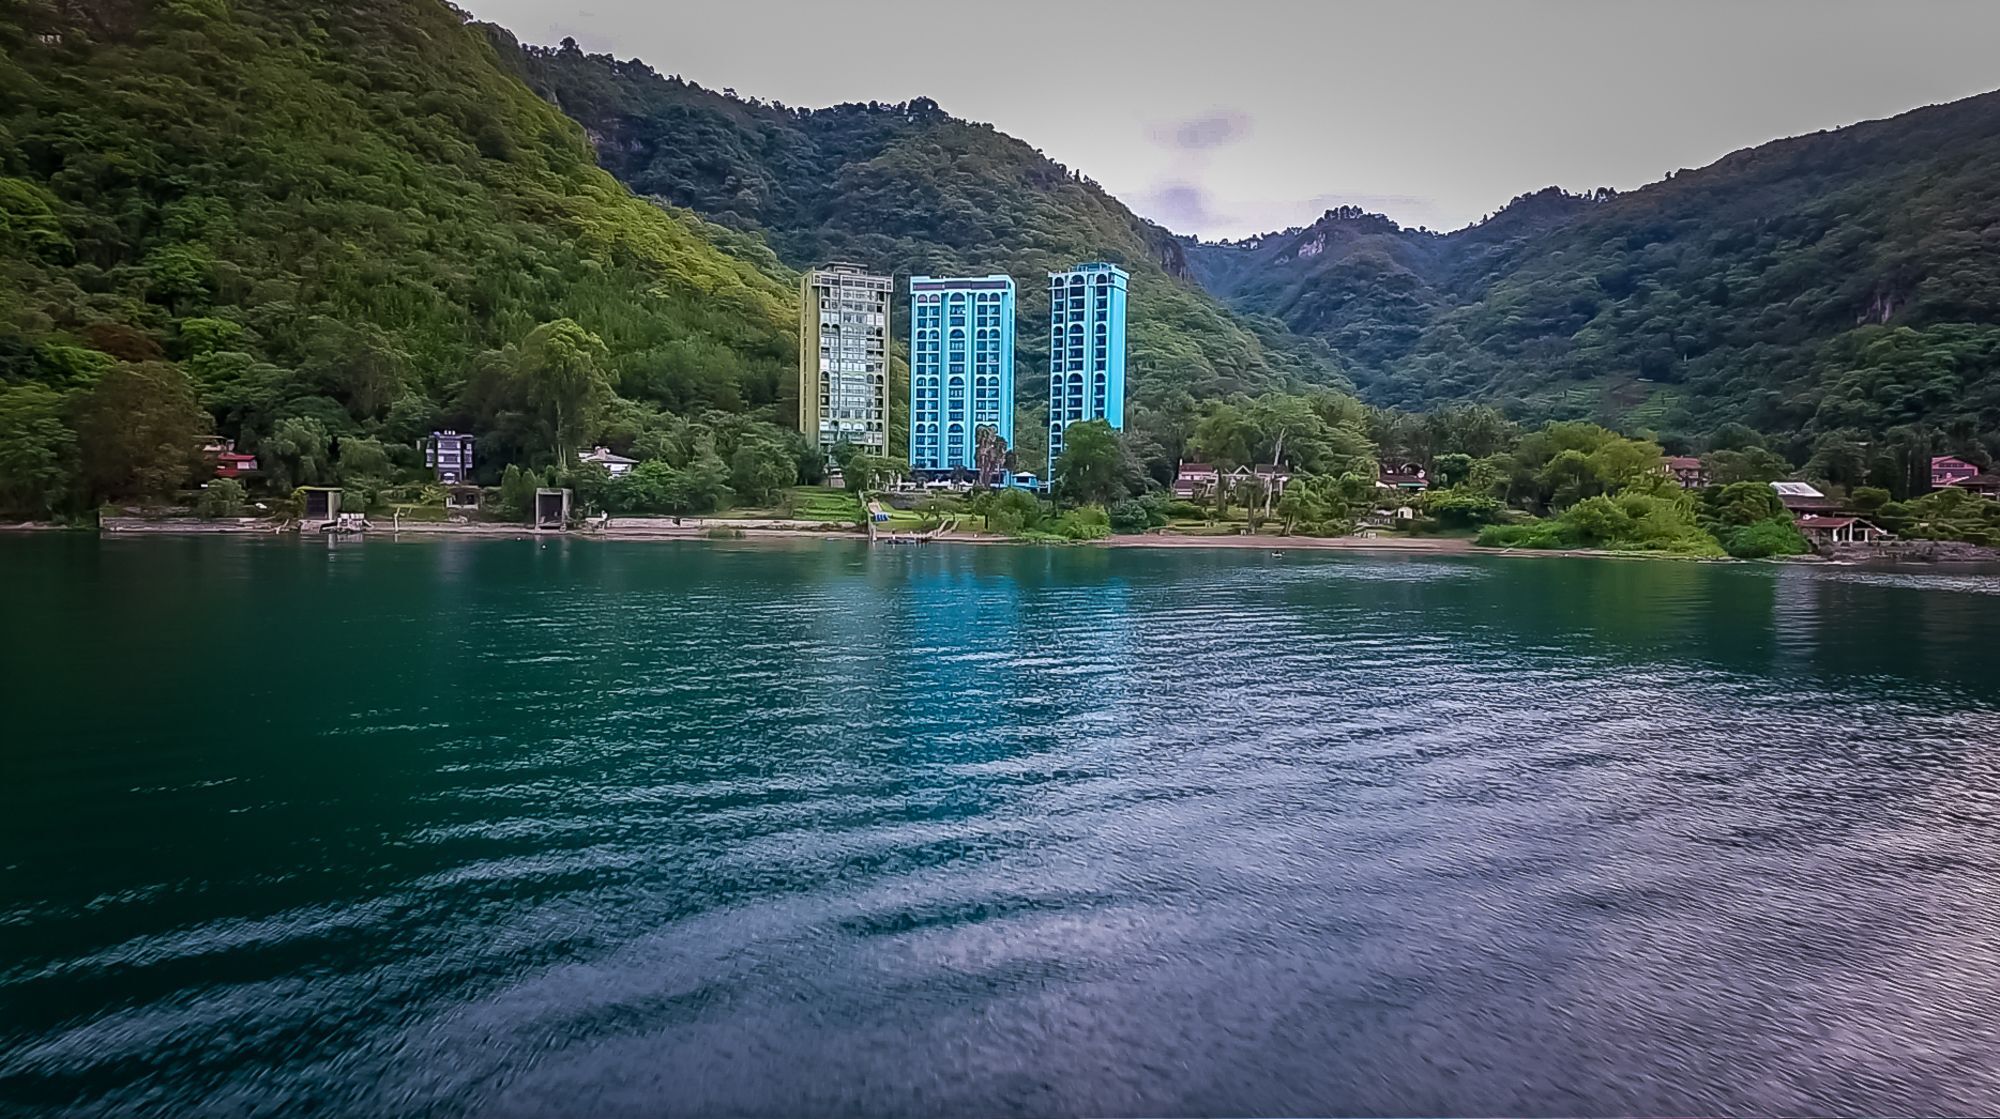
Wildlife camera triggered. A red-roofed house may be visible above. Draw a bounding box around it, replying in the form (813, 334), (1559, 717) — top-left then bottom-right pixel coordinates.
(1663, 456), (1707, 489)
(1955, 474), (2000, 498)
(1172, 461), (1219, 499)
(198, 437), (258, 479)
(1932, 455), (1980, 488)
(1378, 462), (1428, 492)
(213, 451), (259, 479)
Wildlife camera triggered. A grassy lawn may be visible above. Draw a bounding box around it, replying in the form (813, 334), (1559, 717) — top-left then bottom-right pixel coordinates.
(1159, 519), (1253, 536)
(786, 487), (863, 522)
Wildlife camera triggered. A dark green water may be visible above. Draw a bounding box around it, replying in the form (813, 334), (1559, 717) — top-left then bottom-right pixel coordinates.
(4, 535), (2000, 1116)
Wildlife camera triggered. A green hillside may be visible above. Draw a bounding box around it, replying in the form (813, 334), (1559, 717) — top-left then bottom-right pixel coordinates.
(1190, 95), (2000, 457)
(492, 34), (1346, 445)
(0, 0), (801, 510)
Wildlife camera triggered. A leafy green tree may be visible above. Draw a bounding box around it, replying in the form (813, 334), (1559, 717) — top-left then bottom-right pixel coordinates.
(1539, 449), (1601, 510)
(336, 436), (394, 481)
(0, 384), (78, 517)
(1704, 447), (1792, 485)
(1275, 485), (1331, 534)
(1107, 498), (1150, 534)
(304, 318), (409, 420)
(1462, 456), (1512, 499)
(730, 438), (796, 506)
(1053, 419), (1136, 506)
(1424, 404), (1516, 459)
(1706, 423), (1766, 452)
(1230, 476), (1267, 523)
(1419, 489), (1505, 528)
(791, 433), (828, 486)
(518, 319), (613, 465)
(1586, 436), (1666, 492)
(1716, 519), (1811, 559)
(196, 477), (247, 517)
(829, 439), (863, 476)
(498, 463), (539, 522)
(1701, 481), (1788, 526)
(75, 363), (207, 501)
(1806, 433), (1870, 489)
(1850, 486), (1892, 514)
(1563, 495), (1635, 544)
(1050, 505), (1111, 541)
(982, 488), (1043, 533)
(1192, 403), (1258, 468)
(260, 417), (333, 493)
(1696, 481), (1809, 557)
(841, 453), (900, 495)
(607, 461), (669, 513)
(562, 461), (613, 512)
(669, 452), (734, 514)
(1432, 453), (1475, 489)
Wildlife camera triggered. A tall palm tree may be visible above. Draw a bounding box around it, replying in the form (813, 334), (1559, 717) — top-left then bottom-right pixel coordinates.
(975, 424), (1009, 489)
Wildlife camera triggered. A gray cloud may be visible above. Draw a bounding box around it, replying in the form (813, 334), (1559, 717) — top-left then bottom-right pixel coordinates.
(1150, 111), (1253, 152)
(467, 0), (2000, 240)
(1135, 182), (1229, 231)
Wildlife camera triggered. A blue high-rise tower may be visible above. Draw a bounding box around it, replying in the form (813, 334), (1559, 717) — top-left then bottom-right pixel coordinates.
(1047, 262), (1128, 475)
(909, 274), (1016, 474)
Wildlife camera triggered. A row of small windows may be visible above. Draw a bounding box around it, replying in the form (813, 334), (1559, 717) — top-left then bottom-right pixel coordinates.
(913, 291), (1008, 303)
(912, 374), (1004, 387)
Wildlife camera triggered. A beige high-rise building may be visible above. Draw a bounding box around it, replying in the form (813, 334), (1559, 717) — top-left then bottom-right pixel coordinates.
(800, 264), (891, 459)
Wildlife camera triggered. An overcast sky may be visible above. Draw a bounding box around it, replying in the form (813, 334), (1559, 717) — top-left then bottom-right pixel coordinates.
(466, 0), (2000, 240)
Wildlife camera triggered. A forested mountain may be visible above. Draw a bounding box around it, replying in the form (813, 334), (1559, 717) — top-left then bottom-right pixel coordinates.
(490, 32), (1345, 464)
(9, 0), (1997, 521)
(0, 0), (802, 503)
(1190, 94), (2000, 456)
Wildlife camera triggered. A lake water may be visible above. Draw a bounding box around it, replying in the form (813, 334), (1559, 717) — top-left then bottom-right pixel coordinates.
(4, 535), (2000, 1116)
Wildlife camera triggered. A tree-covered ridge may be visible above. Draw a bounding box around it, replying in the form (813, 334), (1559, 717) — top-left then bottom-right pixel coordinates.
(1189, 92), (2000, 459)
(491, 34), (1345, 416)
(0, 0), (802, 507)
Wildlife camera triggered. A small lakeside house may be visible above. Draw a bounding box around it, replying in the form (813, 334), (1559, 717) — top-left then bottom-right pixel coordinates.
(298, 487), (342, 528)
(424, 431), (475, 485)
(578, 447), (638, 477)
(1172, 462), (1220, 499)
(1932, 455), (1980, 488)
(1797, 515), (1891, 546)
(1950, 473), (2000, 498)
(533, 488), (572, 529)
(199, 437), (258, 479)
(1663, 456), (1707, 489)
(1378, 462), (1429, 492)
(213, 451), (258, 479)
(1771, 481), (1842, 516)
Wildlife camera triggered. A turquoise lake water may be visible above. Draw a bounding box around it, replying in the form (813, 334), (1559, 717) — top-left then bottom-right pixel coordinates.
(4, 535), (1999, 1115)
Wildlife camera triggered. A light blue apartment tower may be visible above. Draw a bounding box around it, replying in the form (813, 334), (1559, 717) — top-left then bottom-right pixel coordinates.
(1047, 262), (1128, 475)
(909, 274), (1016, 474)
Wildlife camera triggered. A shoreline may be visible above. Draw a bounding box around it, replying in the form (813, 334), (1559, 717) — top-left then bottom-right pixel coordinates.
(21, 517), (1999, 566)
(83, 517), (1483, 553)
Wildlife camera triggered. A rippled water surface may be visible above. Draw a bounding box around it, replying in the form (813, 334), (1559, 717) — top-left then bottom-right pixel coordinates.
(5, 536), (2000, 1116)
